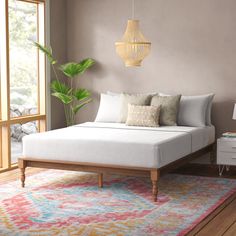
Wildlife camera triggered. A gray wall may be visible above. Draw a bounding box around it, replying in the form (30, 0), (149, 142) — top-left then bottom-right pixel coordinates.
(52, 0), (236, 138)
(50, 0), (67, 129)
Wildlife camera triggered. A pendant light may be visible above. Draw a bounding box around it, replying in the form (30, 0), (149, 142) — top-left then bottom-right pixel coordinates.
(115, 0), (151, 67)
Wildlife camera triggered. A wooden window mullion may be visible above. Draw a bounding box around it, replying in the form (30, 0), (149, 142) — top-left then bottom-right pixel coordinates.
(38, 1), (46, 132)
(0, 0), (11, 169)
(18, 0), (45, 4)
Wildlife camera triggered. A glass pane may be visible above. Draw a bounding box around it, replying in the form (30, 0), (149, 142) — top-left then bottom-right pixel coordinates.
(9, 0), (38, 117)
(11, 121), (38, 164)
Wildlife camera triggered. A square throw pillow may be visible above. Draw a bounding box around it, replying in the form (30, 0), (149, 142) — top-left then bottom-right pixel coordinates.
(119, 94), (152, 123)
(151, 95), (181, 126)
(95, 93), (122, 122)
(126, 104), (161, 127)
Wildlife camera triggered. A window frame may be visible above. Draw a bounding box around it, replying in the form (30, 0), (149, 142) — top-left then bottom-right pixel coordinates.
(0, 0), (49, 172)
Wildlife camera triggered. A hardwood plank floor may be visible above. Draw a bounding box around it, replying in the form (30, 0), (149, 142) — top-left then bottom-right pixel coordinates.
(0, 167), (43, 185)
(174, 163), (236, 236)
(0, 164), (236, 236)
(192, 197), (236, 236)
(224, 221), (236, 236)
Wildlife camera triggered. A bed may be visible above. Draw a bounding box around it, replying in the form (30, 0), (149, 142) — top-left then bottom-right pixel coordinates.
(18, 122), (215, 202)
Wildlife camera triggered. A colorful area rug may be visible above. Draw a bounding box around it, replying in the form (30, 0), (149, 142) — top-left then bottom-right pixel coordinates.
(0, 170), (236, 236)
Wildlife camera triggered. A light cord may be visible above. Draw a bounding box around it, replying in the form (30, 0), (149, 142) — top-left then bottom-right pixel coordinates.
(132, 0), (135, 19)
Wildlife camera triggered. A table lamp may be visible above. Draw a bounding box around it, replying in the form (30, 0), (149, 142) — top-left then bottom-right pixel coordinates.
(233, 104), (236, 121)
(222, 104), (236, 137)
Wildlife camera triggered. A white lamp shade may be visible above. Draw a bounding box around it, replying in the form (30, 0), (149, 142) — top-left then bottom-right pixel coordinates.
(233, 104), (236, 120)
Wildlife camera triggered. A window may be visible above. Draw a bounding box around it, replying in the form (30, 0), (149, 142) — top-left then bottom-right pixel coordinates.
(0, 0), (47, 171)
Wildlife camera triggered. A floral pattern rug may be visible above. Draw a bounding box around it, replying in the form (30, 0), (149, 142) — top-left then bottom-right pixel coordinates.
(0, 170), (236, 236)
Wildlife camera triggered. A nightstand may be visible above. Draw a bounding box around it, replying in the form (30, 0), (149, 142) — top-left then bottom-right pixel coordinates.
(217, 137), (236, 175)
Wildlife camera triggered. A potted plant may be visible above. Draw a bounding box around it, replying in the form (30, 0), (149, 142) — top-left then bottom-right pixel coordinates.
(34, 42), (95, 126)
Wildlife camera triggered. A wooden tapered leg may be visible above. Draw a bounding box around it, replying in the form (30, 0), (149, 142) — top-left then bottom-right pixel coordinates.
(20, 168), (25, 188)
(18, 159), (26, 188)
(98, 173), (103, 188)
(151, 169), (160, 202)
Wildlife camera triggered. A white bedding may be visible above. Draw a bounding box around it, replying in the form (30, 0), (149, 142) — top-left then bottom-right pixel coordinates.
(22, 122), (215, 168)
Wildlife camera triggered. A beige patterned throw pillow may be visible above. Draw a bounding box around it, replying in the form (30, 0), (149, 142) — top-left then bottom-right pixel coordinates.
(119, 94), (152, 123)
(151, 95), (181, 126)
(126, 104), (161, 127)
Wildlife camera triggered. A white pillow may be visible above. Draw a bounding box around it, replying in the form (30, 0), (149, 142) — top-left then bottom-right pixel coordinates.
(95, 93), (122, 122)
(206, 94), (215, 125)
(177, 95), (208, 127)
(159, 93), (214, 126)
(107, 91), (121, 96)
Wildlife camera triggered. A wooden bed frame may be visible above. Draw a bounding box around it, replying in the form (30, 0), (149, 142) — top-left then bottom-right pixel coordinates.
(18, 143), (215, 202)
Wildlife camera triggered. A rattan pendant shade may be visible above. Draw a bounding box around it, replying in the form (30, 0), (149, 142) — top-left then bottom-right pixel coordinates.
(115, 19), (151, 67)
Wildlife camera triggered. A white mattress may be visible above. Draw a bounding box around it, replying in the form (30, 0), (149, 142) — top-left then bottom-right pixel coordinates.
(22, 122), (215, 168)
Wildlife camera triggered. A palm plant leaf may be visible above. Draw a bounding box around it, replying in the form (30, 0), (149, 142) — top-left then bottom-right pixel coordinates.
(72, 99), (92, 114)
(51, 80), (72, 104)
(34, 42), (57, 65)
(50, 80), (71, 94)
(59, 63), (81, 78)
(73, 88), (91, 101)
(78, 58), (95, 73)
(51, 92), (73, 104)
(60, 58), (95, 78)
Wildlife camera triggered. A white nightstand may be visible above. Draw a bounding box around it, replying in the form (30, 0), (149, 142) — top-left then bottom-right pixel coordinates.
(217, 137), (236, 175)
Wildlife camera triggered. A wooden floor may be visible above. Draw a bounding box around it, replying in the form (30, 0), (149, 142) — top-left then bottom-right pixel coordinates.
(0, 164), (236, 236)
(174, 163), (236, 236)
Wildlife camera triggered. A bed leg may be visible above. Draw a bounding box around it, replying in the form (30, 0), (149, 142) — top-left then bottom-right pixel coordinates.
(18, 159), (26, 188)
(98, 173), (103, 188)
(20, 168), (26, 188)
(151, 169), (160, 202)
